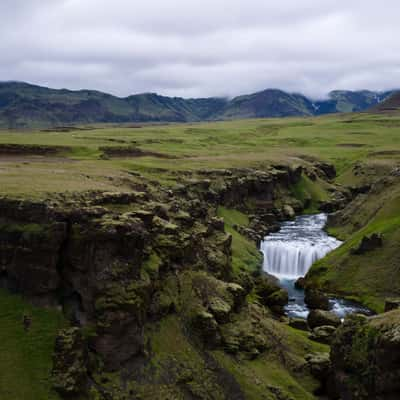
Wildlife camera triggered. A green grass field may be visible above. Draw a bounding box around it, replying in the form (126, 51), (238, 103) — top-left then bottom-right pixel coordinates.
(0, 113), (399, 198)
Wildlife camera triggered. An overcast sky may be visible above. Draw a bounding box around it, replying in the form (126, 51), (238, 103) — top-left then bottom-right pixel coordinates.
(1, 0), (400, 99)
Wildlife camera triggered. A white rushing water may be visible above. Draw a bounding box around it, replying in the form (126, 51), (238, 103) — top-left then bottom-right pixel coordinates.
(260, 213), (372, 318)
(260, 213), (342, 279)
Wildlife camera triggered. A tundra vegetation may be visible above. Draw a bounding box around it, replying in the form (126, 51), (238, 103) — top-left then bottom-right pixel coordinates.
(0, 110), (399, 399)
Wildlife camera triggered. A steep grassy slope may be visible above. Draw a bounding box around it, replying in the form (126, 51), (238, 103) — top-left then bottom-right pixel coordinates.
(306, 161), (400, 312)
(0, 289), (65, 400)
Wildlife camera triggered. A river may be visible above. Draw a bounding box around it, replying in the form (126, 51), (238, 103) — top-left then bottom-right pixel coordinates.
(260, 213), (371, 318)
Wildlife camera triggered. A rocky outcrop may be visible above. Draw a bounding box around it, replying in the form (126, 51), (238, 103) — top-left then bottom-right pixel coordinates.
(0, 190), (234, 371)
(307, 309), (341, 329)
(351, 233), (383, 255)
(304, 288), (330, 310)
(52, 328), (88, 396)
(309, 325), (337, 344)
(330, 311), (400, 399)
(306, 352), (331, 381)
(289, 317), (309, 331)
(385, 298), (400, 312)
(254, 275), (289, 315)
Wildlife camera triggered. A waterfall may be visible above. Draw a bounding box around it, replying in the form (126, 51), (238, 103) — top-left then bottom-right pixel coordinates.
(260, 214), (342, 279)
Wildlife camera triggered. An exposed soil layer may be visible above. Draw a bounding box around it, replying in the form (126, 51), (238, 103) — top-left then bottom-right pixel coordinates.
(0, 143), (69, 156)
(100, 145), (177, 159)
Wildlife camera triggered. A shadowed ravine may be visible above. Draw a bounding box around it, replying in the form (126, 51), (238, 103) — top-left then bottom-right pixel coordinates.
(261, 213), (371, 318)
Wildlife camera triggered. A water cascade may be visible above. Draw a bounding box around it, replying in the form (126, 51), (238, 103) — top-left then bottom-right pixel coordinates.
(260, 213), (371, 318)
(260, 213), (341, 279)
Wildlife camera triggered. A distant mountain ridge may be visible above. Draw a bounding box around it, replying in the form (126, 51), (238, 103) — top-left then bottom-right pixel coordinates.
(0, 81), (396, 128)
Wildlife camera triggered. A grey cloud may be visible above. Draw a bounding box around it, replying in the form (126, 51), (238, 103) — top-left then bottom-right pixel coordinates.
(1, 0), (399, 98)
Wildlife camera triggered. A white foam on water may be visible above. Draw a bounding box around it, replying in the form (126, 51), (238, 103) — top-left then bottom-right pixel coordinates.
(260, 214), (372, 319)
(260, 213), (342, 279)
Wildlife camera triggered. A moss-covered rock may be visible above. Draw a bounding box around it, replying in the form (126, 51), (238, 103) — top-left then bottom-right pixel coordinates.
(307, 309), (341, 329)
(289, 317), (309, 331)
(309, 325), (337, 345)
(52, 327), (88, 396)
(208, 297), (232, 324)
(305, 352), (331, 381)
(330, 311), (400, 399)
(304, 288), (330, 310)
(192, 310), (220, 347)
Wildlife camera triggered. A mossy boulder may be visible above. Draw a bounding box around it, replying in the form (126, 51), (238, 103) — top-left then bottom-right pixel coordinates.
(309, 325), (337, 345)
(220, 311), (267, 358)
(254, 275), (288, 314)
(289, 317), (309, 331)
(208, 297), (232, 323)
(266, 289), (289, 315)
(307, 309), (341, 329)
(226, 282), (246, 309)
(304, 288), (330, 310)
(305, 352), (331, 381)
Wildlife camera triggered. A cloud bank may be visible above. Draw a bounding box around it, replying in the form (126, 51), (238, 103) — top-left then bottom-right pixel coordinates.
(1, 0), (400, 98)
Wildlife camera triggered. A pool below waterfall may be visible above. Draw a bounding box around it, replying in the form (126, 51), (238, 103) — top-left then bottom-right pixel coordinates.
(260, 213), (372, 318)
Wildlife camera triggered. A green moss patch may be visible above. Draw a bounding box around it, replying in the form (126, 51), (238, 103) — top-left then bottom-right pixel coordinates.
(217, 206), (262, 274)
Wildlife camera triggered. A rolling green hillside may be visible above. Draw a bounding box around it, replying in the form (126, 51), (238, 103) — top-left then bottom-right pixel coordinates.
(217, 89), (315, 119)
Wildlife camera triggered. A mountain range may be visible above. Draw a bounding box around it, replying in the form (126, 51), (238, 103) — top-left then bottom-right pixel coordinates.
(0, 81), (396, 128)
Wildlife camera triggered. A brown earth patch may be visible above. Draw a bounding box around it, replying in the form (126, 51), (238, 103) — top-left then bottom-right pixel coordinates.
(0, 144), (70, 156)
(368, 150), (400, 157)
(100, 145), (177, 159)
(336, 143), (367, 148)
(41, 126), (97, 132)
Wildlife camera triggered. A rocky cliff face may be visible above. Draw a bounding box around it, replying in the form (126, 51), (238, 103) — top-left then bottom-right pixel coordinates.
(329, 311), (400, 400)
(0, 163), (346, 398)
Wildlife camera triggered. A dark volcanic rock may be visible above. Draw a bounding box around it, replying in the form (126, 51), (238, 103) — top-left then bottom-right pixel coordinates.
(330, 311), (400, 400)
(304, 289), (330, 310)
(192, 310), (220, 347)
(307, 309), (341, 329)
(309, 325), (337, 345)
(289, 317), (309, 331)
(305, 352), (331, 381)
(52, 327), (88, 396)
(254, 275), (289, 315)
(384, 298), (400, 312)
(294, 277), (306, 290)
(314, 162), (337, 180)
(351, 233), (383, 255)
